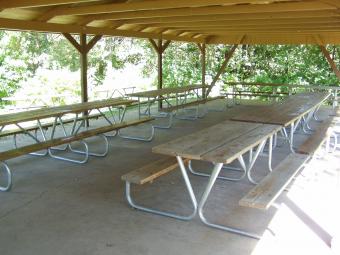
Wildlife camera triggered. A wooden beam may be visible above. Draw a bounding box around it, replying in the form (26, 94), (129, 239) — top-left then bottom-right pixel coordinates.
(206, 44), (239, 96)
(148, 38), (160, 53)
(0, 0), (98, 9)
(45, 0), (294, 16)
(320, 45), (340, 80)
(65, 2), (336, 21)
(142, 18), (340, 29)
(91, 10), (338, 24)
(0, 18), (203, 44)
(161, 40), (171, 54)
(62, 32), (81, 52)
(86, 35), (102, 53)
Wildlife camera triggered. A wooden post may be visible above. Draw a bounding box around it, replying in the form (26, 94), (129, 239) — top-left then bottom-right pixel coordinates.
(206, 44), (238, 97)
(198, 43), (206, 98)
(80, 33), (88, 104)
(63, 33), (103, 124)
(319, 45), (340, 107)
(149, 39), (171, 109)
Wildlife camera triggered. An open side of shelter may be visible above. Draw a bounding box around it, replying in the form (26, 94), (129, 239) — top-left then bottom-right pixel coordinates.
(0, 1), (340, 108)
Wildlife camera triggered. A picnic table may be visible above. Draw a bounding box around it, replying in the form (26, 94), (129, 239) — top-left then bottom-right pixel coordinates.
(127, 84), (208, 118)
(152, 120), (280, 238)
(230, 92), (330, 152)
(0, 97), (155, 191)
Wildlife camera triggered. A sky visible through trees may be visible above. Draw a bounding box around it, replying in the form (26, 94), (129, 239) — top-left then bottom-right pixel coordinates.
(0, 31), (339, 108)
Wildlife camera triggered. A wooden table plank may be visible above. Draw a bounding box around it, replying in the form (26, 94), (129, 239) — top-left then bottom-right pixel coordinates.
(231, 92), (329, 126)
(154, 121), (260, 160)
(152, 120), (277, 164)
(202, 124), (280, 164)
(0, 98), (136, 126)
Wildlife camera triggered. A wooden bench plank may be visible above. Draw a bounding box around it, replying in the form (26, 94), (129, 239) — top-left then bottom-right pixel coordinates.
(0, 117), (153, 162)
(297, 118), (334, 155)
(121, 157), (189, 185)
(0, 113), (102, 138)
(239, 153), (309, 210)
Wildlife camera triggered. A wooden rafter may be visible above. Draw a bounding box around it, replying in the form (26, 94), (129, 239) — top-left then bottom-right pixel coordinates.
(0, 0), (339, 45)
(0, 0), (99, 9)
(59, 2), (335, 21)
(41, 0), (295, 17)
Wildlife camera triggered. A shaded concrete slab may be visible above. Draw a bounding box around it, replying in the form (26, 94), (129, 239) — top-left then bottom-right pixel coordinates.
(0, 100), (338, 255)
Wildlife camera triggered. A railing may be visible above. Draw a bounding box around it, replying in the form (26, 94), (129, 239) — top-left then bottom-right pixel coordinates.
(222, 82), (339, 108)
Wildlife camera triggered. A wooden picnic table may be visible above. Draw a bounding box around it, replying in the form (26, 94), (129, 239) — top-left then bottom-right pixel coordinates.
(152, 120), (280, 238)
(231, 92), (329, 126)
(0, 98), (136, 127)
(127, 84), (208, 98)
(230, 92), (330, 152)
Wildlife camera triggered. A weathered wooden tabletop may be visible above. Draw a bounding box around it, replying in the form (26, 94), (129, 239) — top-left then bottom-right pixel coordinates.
(0, 98), (136, 126)
(127, 85), (208, 98)
(152, 120), (280, 164)
(230, 92), (330, 126)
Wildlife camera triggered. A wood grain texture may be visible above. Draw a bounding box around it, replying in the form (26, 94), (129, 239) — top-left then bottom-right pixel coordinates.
(121, 157), (189, 185)
(153, 120), (279, 163)
(239, 153), (309, 210)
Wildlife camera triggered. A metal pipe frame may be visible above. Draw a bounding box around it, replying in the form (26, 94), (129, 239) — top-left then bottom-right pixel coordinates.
(13, 122), (49, 157)
(197, 162), (261, 239)
(124, 156), (197, 221)
(48, 140), (89, 164)
(118, 124), (155, 142)
(68, 134), (109, 157)
(0, 161), (12, 192)
(153, 112), (174, 129)
(175, 104), (207, 121)
(238, 140), (267, 185)
(188, 160), (246, 181)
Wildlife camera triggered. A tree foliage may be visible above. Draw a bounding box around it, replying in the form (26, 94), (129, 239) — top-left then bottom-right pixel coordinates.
(0, 31), (339, 107)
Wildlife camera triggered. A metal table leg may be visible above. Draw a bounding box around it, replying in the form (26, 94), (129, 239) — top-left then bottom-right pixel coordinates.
(0, 161), (12, 192)
(124, 156), (197, 220)
(197, 162), (260, 239)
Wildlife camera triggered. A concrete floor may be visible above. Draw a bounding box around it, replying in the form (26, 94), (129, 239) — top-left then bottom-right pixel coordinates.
(0, 100), (339, 255)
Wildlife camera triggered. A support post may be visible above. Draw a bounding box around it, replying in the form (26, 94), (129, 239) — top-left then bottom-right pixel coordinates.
(63, 33), (103, 124)
(206, 44), (238, 97)
(149, 39), (171, 109)
(320, 45), (340, 107)
(80, 34), (88, 105)
(198, 43), (206, 98)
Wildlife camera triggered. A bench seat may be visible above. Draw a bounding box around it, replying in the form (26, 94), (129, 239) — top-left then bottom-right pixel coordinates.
(0, 113), (102, 138)
(239, 153), (309, 210)
(0, 117), (153, 162)
(121, 157), (188, 185)
(297, 118), (334, 155)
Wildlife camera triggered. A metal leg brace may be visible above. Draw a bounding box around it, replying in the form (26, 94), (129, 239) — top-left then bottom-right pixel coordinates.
(188, 160), (246, 182)
(197, 162), (260, 239)
(125, 156), (197, 220)
(0, 161), (12, 192)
